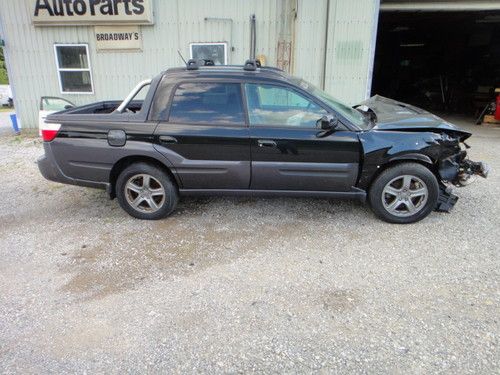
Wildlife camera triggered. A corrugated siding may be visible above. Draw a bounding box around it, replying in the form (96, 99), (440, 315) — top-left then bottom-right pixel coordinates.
(0, 0), (377, 128)
(293, 0), (328, 86)
(324, 0), (379, 105)
(0, 0), (296, 128)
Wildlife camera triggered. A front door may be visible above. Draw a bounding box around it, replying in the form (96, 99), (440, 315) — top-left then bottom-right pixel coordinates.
(154, 82), (250, 189)
(244, 83), (360, 192)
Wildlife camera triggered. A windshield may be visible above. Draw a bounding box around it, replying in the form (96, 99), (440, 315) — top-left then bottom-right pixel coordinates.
(291, 78), (369, 129)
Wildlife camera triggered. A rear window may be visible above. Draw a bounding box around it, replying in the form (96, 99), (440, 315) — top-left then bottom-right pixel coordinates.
(168, 83), (244, 125)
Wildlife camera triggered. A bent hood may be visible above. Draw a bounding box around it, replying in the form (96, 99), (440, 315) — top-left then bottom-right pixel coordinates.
(357, 95), (471, 140)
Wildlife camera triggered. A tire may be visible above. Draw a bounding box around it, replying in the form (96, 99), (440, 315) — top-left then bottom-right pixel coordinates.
(116, 162), (178, 220)
(368, 163), (439, 224)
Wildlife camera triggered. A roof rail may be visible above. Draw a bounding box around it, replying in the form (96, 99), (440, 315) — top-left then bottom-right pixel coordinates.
(260, 66), (284, 72)
(243, 59), (259, 71)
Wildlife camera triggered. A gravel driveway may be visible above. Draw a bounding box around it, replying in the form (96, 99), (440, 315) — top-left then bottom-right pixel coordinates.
(0, 117), (498, 373)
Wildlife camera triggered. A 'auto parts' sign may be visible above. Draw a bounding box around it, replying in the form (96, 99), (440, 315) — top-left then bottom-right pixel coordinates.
(32, 0), (154, 25)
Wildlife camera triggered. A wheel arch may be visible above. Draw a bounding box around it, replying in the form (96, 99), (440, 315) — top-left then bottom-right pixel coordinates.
(388, 153), (433, 165)
(108, 155), (179, 199)
(365, 155), (440, 191)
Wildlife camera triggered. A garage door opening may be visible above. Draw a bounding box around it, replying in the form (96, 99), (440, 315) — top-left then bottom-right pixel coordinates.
(372, 10), (500, 117)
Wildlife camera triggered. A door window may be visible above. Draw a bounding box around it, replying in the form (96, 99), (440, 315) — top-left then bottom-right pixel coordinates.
(244, 84), (327, 127)
(169, 83), (244, 125)
(40, 97), (75, 111)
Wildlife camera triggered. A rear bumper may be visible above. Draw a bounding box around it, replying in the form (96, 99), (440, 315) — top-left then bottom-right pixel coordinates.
(37, 153), (67, 185)
(37, 143), (109, 191)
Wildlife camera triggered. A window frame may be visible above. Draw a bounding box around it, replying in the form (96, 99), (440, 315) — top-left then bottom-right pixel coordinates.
(53, 43), (94, 95)
(243, 82), (330, 129)
(165, 81), (246, 127)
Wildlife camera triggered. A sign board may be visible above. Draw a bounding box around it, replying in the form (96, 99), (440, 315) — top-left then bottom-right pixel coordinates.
(95, 26), (142, 51)
(32, 0), (154, 26)
(189, 43), (228, 65)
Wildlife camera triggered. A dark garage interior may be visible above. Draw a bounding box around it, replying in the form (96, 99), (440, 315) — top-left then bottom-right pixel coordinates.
(372, 10), (500, 117)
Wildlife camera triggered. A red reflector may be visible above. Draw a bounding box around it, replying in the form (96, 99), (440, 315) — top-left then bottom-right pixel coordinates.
(40, 123), (61, 142)
(41, 129), (59, 142)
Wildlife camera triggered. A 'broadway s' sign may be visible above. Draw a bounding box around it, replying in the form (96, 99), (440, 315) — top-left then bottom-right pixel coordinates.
(32, 0), (154, 26)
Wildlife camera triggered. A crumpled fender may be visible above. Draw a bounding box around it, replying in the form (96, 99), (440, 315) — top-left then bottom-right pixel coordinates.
(357, 130), (443, 190)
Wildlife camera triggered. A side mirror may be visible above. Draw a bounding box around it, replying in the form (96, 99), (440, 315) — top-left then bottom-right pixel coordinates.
(317, 114), (339, 131)
(64, 105), (74, 110)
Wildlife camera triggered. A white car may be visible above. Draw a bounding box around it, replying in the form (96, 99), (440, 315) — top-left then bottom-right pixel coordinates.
(0, 85), (12, 107)
(39, 96), (75, 135)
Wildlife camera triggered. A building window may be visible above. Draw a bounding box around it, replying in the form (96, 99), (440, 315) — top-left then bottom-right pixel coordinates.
(189, 42), (228, 65)
(54, 44), (93, 94)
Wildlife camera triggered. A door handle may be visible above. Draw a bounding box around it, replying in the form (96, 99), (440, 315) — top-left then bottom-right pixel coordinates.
(159, 135), (178, 144)
(257, 139), (277, 148)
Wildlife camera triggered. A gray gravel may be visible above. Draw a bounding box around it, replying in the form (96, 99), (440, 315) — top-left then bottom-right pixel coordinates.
(0, 117), (499, 373)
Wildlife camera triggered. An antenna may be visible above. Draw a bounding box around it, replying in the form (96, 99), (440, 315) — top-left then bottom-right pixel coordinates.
(177, 50), (187, 65)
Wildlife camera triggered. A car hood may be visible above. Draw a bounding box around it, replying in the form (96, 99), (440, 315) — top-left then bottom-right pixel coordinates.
(357, 95), (471, 140)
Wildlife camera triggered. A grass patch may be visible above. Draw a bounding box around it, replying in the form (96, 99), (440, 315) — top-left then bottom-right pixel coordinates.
(0, 131), (40, 146)
(9, 135), (22, 144)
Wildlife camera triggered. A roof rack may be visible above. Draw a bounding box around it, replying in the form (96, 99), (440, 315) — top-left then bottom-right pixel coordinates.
(184, 58), (282, 73)
(186, 58), (216, 70)
(243, 59), (259, 71)
(186, 59), (199, 70)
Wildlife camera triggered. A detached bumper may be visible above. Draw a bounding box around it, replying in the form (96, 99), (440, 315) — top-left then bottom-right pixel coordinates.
(435, 186), (459, 212)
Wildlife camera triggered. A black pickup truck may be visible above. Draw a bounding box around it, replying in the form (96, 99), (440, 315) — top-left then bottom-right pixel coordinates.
(38, 59), (488, 223)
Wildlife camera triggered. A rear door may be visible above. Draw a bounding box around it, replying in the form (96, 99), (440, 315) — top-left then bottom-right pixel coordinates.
(153, 81), (250, 189)
(244, 83), (360, 191)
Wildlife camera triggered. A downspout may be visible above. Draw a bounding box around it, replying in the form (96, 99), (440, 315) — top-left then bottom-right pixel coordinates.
(321, 0), (331, 90)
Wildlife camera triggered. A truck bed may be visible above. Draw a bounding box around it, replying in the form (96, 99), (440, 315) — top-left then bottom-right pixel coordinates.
(62, 100), (144, 115)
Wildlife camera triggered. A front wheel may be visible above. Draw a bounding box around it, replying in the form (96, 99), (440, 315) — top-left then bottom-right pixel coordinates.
(369, 163), (439, 224)
(116, 162), (178, 220)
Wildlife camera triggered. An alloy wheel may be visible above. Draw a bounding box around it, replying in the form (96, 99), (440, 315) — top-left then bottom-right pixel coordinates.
(124, 174), (166, 213)
(381, 174), (428, 217)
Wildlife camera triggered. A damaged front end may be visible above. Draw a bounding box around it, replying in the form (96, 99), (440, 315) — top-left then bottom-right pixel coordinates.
(356, 95), (490, 214)
(439, 150), (490, 186)
(436, 137), (490, 212)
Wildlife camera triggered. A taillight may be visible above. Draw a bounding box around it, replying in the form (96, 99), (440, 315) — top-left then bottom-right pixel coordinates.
(41, 123), (61, 142)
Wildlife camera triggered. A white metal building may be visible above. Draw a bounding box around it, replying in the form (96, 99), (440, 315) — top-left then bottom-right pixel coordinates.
(0, 0), (380, 129)
(1, 0), (500, 129)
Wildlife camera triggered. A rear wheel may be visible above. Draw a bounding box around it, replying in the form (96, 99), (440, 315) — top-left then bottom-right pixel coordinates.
(116, 163), (178, 220)
(369, 163), (439, 224)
